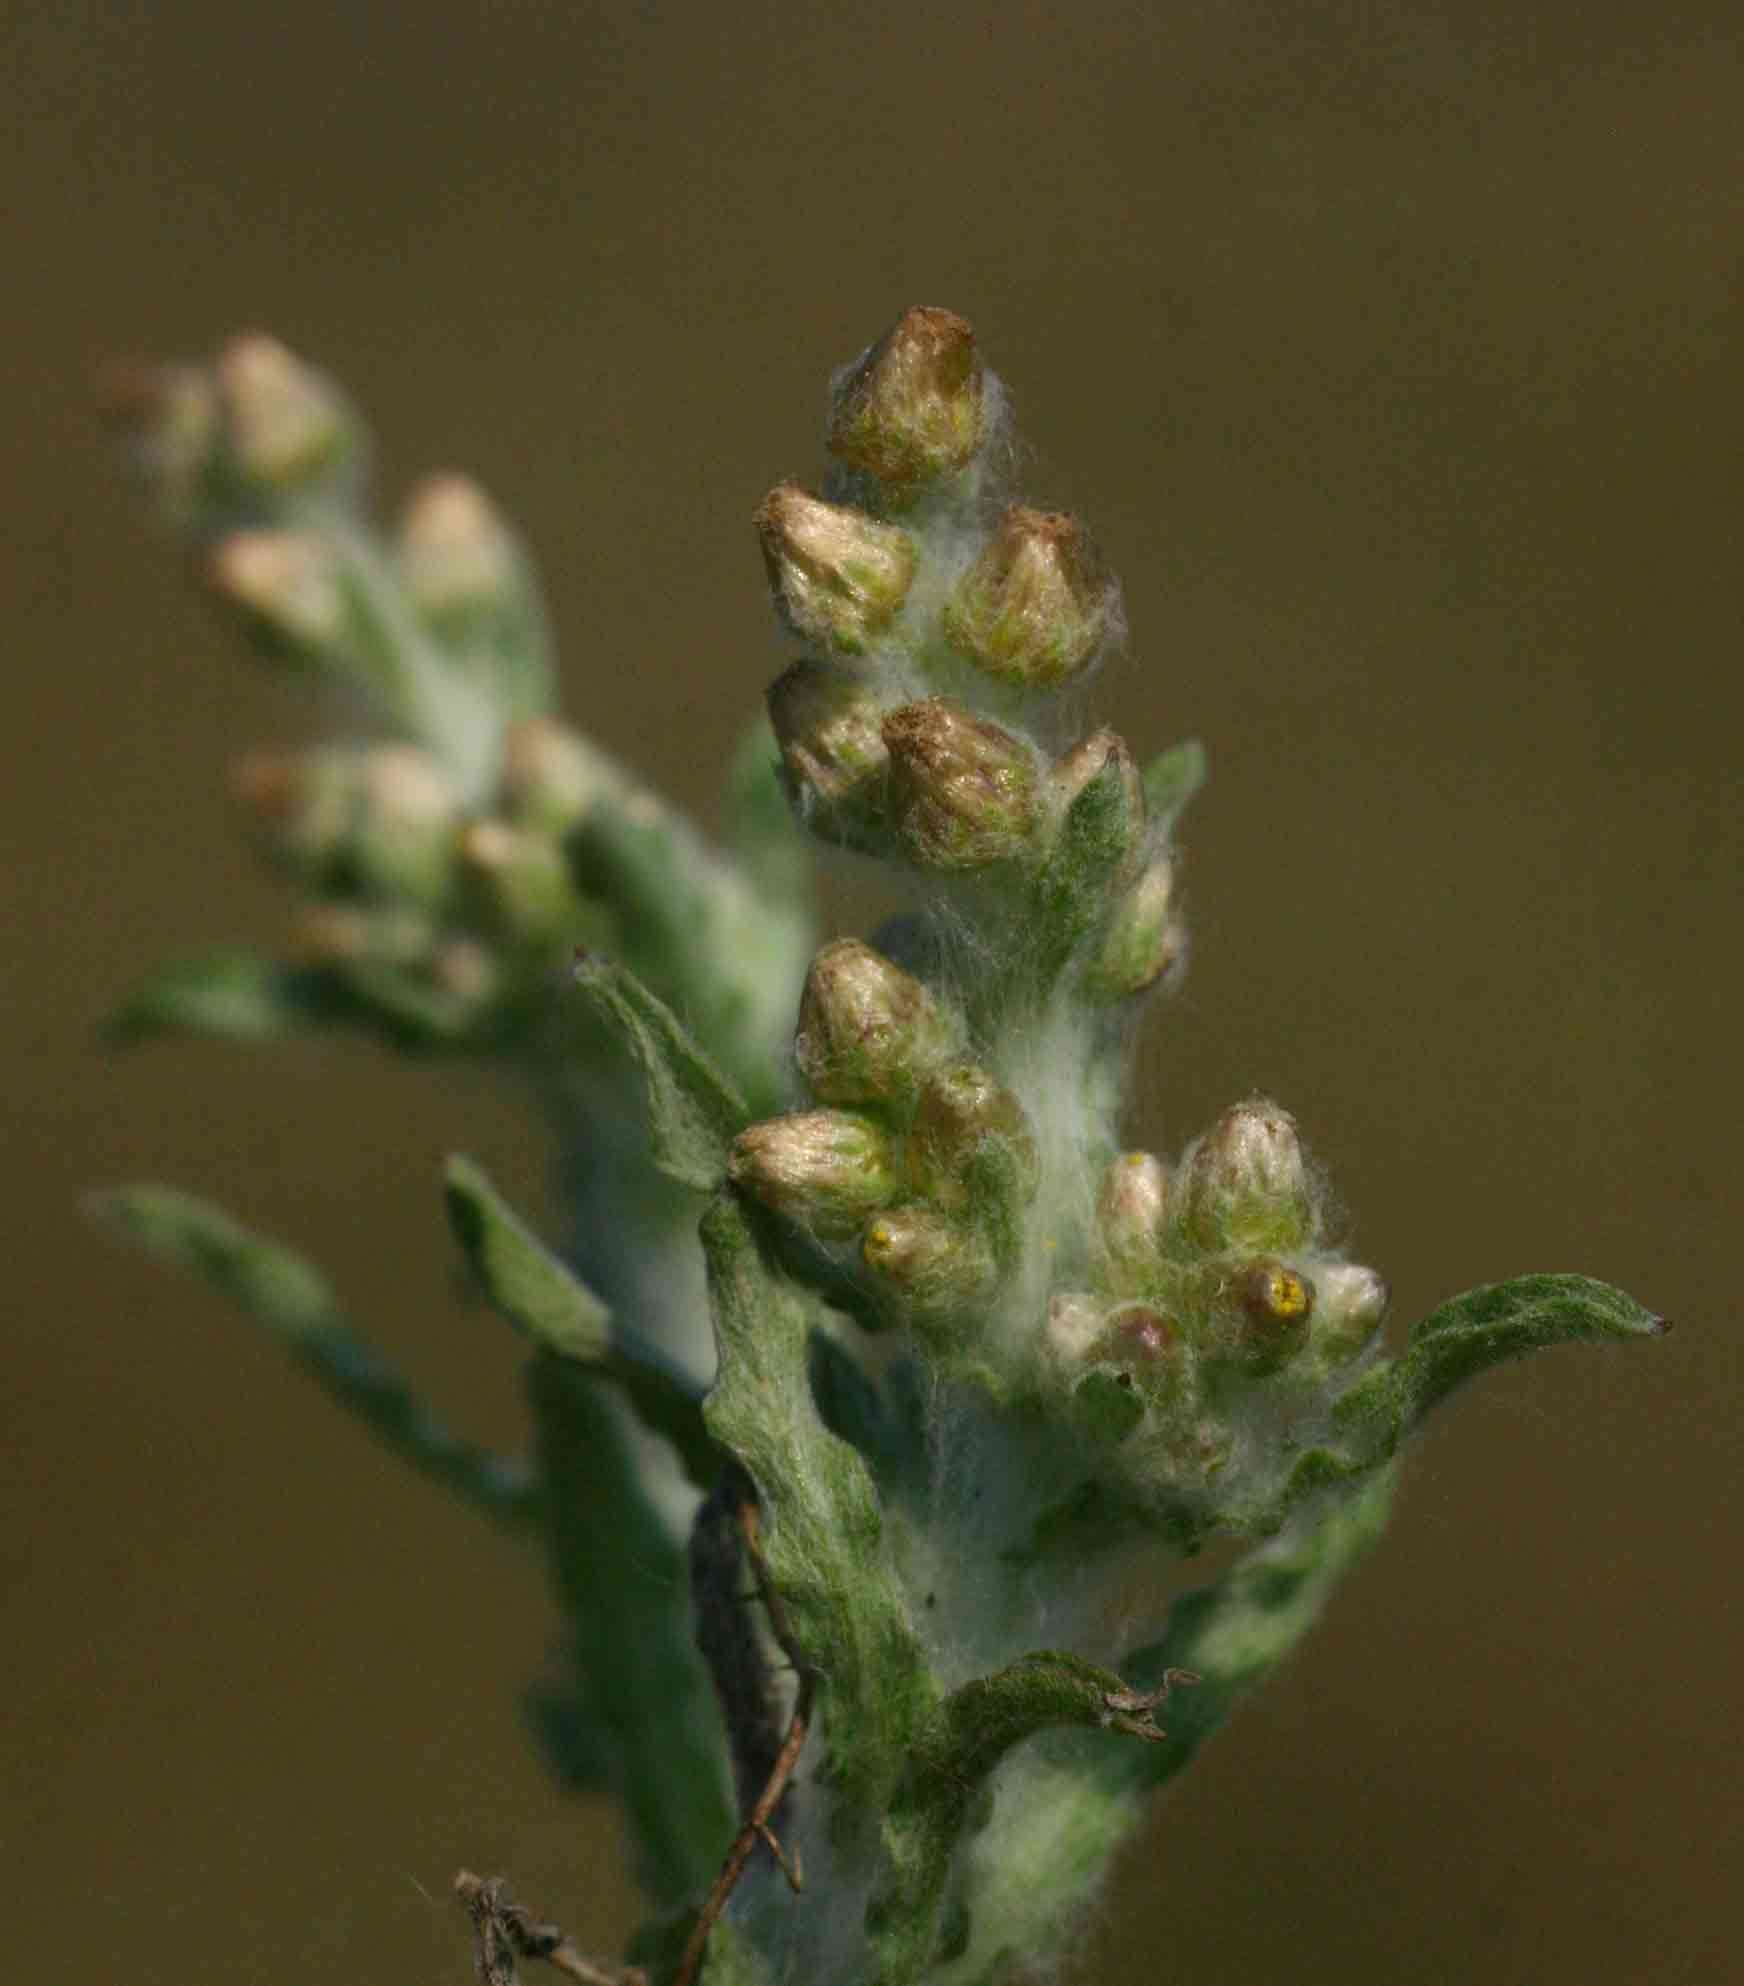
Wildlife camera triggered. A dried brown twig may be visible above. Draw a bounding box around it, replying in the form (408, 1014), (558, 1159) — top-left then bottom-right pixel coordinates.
(454, 1871), (647, 1986)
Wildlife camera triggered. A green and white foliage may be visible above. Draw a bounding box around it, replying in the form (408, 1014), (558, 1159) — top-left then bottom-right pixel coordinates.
(99, 312), (1661, 1986)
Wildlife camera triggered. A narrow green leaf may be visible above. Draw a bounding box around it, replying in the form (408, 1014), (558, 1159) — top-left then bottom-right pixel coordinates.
(444, 1155), (719, 1488)
(88, 1185), (537, 1531)
(572, 956), (749, 1189)
(701, 1193), (934, 1807)
(527, 1354), (736, 1907)
(1029, 747), (1139, 989)
(103, 950), (352, 1045)
(1140, 737), (1207, 832)
(870, 1651), (1190, 1982)
(1335, 1272), (1666, 1456)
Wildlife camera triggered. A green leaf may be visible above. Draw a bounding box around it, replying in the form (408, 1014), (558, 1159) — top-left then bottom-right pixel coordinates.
(1029, 745), (1140, 989)
(103, 949), (353, 1044)
(935, 1476), (1395, 1986)
(870, 1652), (1190, 1983)
(571, 956), (749, 1190)
(87, 1184), (537, 1531)
(701, 1193), (934, 1808)
(444, 1154), (720, 1488)
(1140, 737), (1207, 833)
(1335, 1272), (1667, 1458)
(527, 1353), (736, 1907)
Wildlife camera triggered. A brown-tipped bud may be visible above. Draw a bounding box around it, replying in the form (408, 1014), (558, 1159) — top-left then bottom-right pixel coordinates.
(230, 747), (355, 876)
(941, 506), (1119, 688)
(1052, 728), (1143, 824)
(1093, 1151), (1170, 1297)
(794, 939), (959, 1113)
(755, 486), (916, 654)
(216, 334), (355, 494)
(907, 1062), (1040, 1211)
(290, 901), (434, 971)
(827, 307), (985, 494)
(1084, 856), (1184, 1002)
(1182, 1101), (1317, 1255)
(1233, 1260), (1315, 1373)
(397, 473), (519, 620)
(766, 660), (892, 847)
(208, 530), (348, 655)
(431, 937), (500, 1006)
(1044, 1290), (1105, 1364)
(728, 1110), (900, 1239)
(499, 718), (620, 835)
(458, 819), (577, 941)
(1312, 1263), (1390, 1365)
(99, 360), (220, 521)
(861, 1206), (998, 1319)
(883, 697), (1038, 870)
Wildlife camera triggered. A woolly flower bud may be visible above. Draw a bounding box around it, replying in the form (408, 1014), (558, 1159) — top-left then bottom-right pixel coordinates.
(907, 1063), (1039, 1211)
(795, 939), (958, 1113)
(827, 306), (985, 494)
(499, 718), (619, 835)
(1313, 1262), (1390, 1365)
(216, 333), (354, 493)
(1233, 1259), (1316, 1374)
(99, 361), (219, 521)
(883, 698), (1038, 870)
(1094, 1303), (1190, 1400)
(1093, 1151), (1170, 1296)
(230, 748), (354, 875)
(861, 1206), (997, 1318)
(1044, 1289), (1105, 1364)
(1084, 855), (1184, 1001)
(942, 506), (1119, 688)
(756, 486), (916, 654)
(1182, 1101), (1317, 1254)
(728, 1110), (899, 1239)
(767, 660), (891, 847)
(397, 473), (519, 620)
(458, 819), (575, 941)
(209, 530), (348, 655)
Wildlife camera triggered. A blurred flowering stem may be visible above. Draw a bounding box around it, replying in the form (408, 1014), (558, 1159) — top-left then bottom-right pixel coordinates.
(98, 315), (1662, 1985)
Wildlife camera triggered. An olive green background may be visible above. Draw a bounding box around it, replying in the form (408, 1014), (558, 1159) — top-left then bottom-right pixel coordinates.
(5, 3), (1737, 1981)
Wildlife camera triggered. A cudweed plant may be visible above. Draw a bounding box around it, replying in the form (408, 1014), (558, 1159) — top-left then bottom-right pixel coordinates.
(95, 310), (1662, 1986)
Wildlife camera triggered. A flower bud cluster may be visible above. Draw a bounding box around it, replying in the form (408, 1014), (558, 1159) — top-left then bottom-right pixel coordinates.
(1043, 1103), (1390, 1524)
(728, 938), (1037, 1331)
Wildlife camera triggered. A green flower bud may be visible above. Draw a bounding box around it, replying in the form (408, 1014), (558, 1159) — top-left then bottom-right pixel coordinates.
(1091, 1303), (1190, 1402)
(907, 1063), (1039, 1212)
(1311, 1262), (1390, 1366)
(99, 360), (220, 525)
(215, 333), (357, 497)
(755, 485), (916, 654)
(941, 506), (1119, 688)
(230, 747), (355, 879)
(231, 742), (457, 904)
(397, 473), (520, 624)
(1093, 1151), (1170, 1297)
(1083, 856), (1184, 1002)
(209, 529), (348, 657)
(458, 819), (578, 943)
(827, 306), (986, 495)
(794, 939), (959, 1113)
(882, 697), (1038, 870)
(766, 660), (892, 848)
(728, 1110), (900, 1239)
(861, 1206), (997, 1318)
(1182, 1101), (1318, 1254)
(498, 718), (621, 836)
